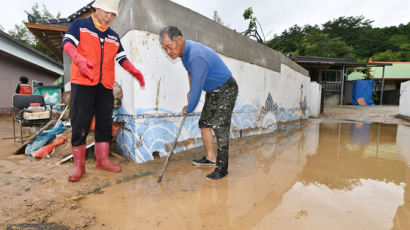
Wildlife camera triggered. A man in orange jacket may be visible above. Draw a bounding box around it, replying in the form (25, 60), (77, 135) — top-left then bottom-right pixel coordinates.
(62, 0), (145, 181)
(15, 76), (32, 95)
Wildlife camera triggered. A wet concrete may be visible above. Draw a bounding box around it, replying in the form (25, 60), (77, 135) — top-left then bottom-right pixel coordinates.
(83, 121), (410, 229)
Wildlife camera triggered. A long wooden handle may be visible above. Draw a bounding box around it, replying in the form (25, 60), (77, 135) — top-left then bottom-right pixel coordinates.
(157, 115), (186, 183)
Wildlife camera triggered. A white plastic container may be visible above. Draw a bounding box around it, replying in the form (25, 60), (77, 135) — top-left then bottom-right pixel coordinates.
(27, 103), (45, 112)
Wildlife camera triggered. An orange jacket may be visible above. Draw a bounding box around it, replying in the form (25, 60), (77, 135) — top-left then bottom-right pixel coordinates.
(62, 17), (128, 89)
(18, 84), (32, 95)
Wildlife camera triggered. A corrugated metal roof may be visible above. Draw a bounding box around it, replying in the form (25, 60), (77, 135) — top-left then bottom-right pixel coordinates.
(348, 62), (410, 80)
(372, 62), (410, 80)
(291, 55), (391, 67)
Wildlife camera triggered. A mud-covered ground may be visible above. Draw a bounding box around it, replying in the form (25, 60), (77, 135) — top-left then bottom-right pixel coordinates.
(1, 106), (409, 229)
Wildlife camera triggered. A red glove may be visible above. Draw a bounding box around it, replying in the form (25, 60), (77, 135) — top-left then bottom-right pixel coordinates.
(63, 42), (94, 80)
(121, 60), (145, 87)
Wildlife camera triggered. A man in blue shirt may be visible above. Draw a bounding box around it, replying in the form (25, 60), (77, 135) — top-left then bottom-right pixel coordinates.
(160, 26), (238, 180)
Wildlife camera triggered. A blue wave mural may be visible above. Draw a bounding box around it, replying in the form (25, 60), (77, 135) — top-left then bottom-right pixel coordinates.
(115, 92), (307, 163)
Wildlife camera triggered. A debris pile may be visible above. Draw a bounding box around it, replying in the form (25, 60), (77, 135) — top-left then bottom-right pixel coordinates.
(12, 82), (126, 164)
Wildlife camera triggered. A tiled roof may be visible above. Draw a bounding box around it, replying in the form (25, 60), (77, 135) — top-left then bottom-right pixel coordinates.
(25, 1), (94, 62)
(67, 1), (94, 22)
(27, 1), (94, 26)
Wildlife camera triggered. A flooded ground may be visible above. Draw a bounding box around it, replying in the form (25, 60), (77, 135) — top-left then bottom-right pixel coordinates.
(1, 106), (410, 229)
(82, 121), (410, 230)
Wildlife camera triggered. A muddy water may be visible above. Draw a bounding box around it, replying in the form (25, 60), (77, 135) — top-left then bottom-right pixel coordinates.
(83, 121), (410, 230)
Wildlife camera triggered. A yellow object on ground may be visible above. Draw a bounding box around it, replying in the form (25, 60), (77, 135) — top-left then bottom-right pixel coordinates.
(357, 97), (367, 105)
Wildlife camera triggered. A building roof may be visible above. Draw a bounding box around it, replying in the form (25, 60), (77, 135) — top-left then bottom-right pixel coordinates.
(291, 56), (391, 68)
(372, 62), (410, 80)
(24, 1), (94, 62)
(348, 62), (410, 81)
(0, 29), (63, 75)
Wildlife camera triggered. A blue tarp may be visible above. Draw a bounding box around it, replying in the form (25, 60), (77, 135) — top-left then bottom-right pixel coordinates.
(352, 79), (375, 105)
(25, 122), (64, 156)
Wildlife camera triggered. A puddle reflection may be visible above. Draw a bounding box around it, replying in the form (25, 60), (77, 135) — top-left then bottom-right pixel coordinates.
(83, 122), (410, 230)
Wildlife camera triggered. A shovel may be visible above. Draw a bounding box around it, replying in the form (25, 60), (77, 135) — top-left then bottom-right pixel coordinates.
(157, 115), (186, 183)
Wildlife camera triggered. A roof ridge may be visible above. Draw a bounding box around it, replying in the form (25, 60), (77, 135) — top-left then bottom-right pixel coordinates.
(27, 1), (94, 24)
(67, 1), (94, 22)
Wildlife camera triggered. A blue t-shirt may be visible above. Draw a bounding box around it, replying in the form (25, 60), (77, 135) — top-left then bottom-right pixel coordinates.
(181, 40), (232, 113)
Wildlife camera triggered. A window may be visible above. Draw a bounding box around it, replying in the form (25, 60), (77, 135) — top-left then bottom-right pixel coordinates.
(32, 80), (43, 89)
(321, 70), (342, 82)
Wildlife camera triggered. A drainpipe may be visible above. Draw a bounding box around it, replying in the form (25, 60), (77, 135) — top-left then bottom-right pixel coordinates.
(340, 66), (345, 106)
(380, 66), (386, 105)
(320, 69), (324, 113)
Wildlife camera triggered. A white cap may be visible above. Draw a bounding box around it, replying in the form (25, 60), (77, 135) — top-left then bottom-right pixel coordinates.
(92, 0), (120, 16)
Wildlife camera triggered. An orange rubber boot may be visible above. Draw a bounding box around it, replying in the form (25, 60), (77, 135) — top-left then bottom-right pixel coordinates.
(95, 142), (122, 172)
(68, 145), (86, 181)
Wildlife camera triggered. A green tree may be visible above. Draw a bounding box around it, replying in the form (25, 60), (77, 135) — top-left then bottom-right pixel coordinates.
(8, 3), (60, 60)
(372, 50), (410, 61)
(25, 3), (61, 20)
(322, 16), (373, 46)
(297, 31), (354, 58)
(267, 25), (305, 53)
(354, 27), (388, 58)
(388, 34), (408, 51)
(213, 11), (223, 25)
(267, 24), (354, 58)
(322, 16), (377, 59)
(266, 15), (410, 61)
(242, 7), (265, 43)
(353, 67), (372, 80)
(8, 24), (36, 45)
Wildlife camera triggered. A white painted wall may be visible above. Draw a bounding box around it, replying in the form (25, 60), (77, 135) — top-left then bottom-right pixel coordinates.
(399, 81), (410, 117)
(114, 30), (315, 163)
(308, 82), (321, 117)
(396, 124), (410, 166)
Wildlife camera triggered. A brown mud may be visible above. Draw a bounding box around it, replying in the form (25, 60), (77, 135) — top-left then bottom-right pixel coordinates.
(1, 106), (410, 229)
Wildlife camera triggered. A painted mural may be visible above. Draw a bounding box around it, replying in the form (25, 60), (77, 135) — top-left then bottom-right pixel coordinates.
(114, 88), (310, 163)
(113, 30), (313, 163)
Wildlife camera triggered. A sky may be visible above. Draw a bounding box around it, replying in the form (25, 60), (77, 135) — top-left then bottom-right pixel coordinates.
(1, 0), (410, 39)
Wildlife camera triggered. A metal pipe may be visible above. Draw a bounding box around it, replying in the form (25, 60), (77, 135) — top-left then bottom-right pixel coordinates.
(340, 66), (345, 106)
(380, 66), (386, 105)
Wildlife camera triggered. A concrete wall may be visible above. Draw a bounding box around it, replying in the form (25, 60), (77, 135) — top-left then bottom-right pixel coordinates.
(0, 53), (60, 113)
(62, 0), (317, 163)
(397, 124), (410, 166)
(324, 94), (340, 106)
(308, 82), (321, 117)
(112, 0), (308, 76)
(399, 81), (410, 117)
(114, 30), (313, 163)
(108, 0), (317, 163)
